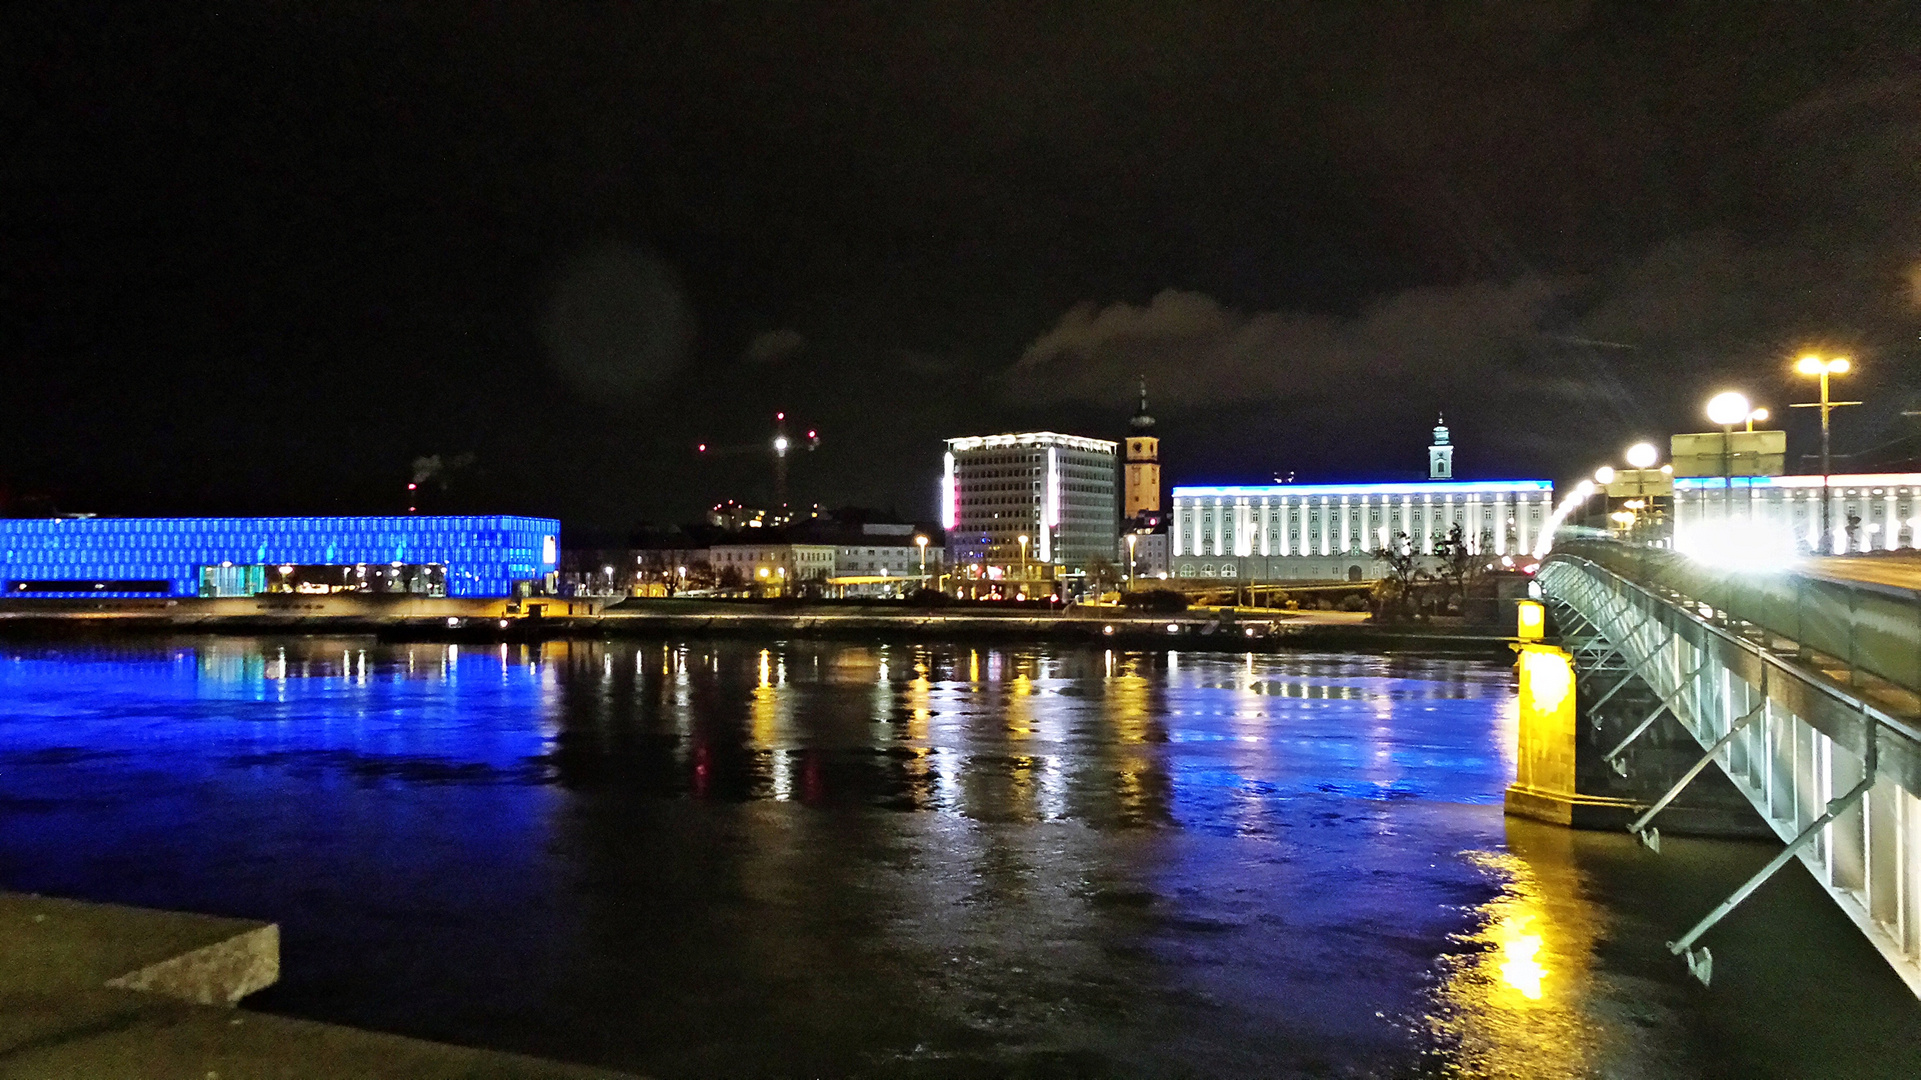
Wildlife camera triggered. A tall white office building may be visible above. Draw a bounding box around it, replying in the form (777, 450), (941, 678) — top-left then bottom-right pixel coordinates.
(941, 432), (1118, 575)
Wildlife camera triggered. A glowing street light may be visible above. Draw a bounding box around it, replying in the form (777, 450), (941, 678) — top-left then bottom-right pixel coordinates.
(1017, 534), (1029, 582)
(1125, 533), (1138, 592)
(914, 534), (929, 586)
(1790, 355), (1861, 554)
(1624, 442), (1658, 469)
(1705, 391), (1751, 427)
(1593, 466), (1616, 485)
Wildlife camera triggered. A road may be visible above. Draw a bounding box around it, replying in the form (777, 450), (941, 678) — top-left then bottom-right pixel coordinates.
(1806, 552), (1921, 594)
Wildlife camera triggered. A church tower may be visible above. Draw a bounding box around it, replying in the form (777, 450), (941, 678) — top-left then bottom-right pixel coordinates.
(1428, 414), (1454, 480)
(1124, 378), (1161, 521)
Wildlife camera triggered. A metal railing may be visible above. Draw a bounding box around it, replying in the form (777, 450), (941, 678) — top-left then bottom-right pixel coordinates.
(1554, 540), (1921, 694)
(1539, 546), (1921, 996)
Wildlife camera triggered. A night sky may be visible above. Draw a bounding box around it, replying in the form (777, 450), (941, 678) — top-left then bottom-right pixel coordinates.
(6, 2), (1919, 533)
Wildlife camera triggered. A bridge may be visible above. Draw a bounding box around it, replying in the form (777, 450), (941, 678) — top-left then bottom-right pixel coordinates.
(1527, 541), (1921, 995)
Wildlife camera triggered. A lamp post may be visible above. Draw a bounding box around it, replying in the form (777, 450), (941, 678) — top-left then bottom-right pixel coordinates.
(1705, 391), (1751, 533)
(1593, 466), (1615, 530)
(1125, 533), (1137, 593)
(1017, 534), (1029, 584)
(914, 534), (928, 589)
(1791, 356), (1860, 554)
(1624, 442), (1659, 544)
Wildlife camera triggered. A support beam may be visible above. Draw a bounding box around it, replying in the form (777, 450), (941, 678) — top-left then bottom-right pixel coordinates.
(1665, 727), (1878, 985)
(1601, 664), (1704, 773)
(1628, 699), (1769, 851)
(1584, 667), (1641, 720)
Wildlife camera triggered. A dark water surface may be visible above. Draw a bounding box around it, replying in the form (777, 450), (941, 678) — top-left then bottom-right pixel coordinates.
(2, 638), (1917, 1078)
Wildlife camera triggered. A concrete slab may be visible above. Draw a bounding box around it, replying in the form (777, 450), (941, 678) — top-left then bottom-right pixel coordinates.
(0, 891), (641, 1080)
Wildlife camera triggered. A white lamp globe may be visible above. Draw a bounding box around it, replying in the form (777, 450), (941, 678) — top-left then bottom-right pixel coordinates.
(1594, 466), (1616, 484)
(1706, 391), (1751, 427)
(1624, 442), (1659, 469)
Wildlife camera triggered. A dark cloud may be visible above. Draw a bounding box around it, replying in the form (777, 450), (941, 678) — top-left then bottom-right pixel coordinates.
(1011, 280), (1565, 410)
(744, 328), (805, 364)
(541, 244), (694, 402)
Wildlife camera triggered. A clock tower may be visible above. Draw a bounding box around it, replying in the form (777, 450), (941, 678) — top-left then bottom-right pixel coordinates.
(1123, 379), (1161, 522)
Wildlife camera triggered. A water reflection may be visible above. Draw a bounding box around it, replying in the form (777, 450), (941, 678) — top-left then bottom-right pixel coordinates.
(3, 637), (1914, 1078)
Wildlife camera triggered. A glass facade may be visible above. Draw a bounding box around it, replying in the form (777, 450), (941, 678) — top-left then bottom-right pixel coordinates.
(0, 515), (561, 599)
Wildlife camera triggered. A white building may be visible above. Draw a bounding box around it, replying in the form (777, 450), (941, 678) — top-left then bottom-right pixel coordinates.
(833, 525), (942, 581)
(941, 432), (1118, 574)
(1673, 473), (1921, 556)
(1167, 419), (1554, 582)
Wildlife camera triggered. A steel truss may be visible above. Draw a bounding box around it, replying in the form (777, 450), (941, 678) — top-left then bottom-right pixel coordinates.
(1540, 555), (1921, 996)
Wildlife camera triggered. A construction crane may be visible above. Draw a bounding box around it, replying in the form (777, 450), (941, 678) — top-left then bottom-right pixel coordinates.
(695, 411), (821, 510)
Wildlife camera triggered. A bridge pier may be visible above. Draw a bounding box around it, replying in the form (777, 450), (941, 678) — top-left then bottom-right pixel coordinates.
(1505, 610), (1774, 838)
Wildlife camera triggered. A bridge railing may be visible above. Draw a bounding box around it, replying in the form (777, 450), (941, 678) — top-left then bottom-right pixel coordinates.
(1553, 540), (1921, 695)
(1539, 546), (1921, 996)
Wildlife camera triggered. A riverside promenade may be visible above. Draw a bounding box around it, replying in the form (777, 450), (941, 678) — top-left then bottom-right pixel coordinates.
(0, 596), (1519, 655)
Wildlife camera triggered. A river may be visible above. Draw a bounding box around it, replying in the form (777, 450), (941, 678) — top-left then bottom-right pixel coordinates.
(1, 638), (1916, 1077)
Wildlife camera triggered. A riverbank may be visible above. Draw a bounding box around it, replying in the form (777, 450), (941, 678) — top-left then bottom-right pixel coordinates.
(0, 598), (1519, 654)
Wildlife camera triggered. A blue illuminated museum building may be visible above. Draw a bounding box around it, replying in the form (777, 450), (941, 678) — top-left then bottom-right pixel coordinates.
(0, 515), (561, 599)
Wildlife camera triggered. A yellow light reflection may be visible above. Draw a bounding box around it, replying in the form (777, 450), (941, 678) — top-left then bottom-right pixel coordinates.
(1430, 825), (1604, 1077)
(1494, 913), (1546, 1000)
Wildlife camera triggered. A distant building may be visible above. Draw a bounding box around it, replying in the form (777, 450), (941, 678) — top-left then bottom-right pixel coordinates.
(941, 431), (1118, 592)
(1672, 473), (1920, 555)
(1168, 418), (1553, 582)
(833, 525), (941, 579)
(707, 501), (814, 530)
(1119, 530), (1169, 580)
(709, 542), (837, 596)
(0, 515), (560, 599)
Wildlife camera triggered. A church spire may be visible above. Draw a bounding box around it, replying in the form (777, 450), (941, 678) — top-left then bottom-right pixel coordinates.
(1130, 376), (1155, 432)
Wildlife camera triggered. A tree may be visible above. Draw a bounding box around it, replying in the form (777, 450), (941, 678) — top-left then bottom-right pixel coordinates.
(1372, 531), (1427, 621)
(1085, 556), (1121, 593)
(1431, 523), (1490, 613)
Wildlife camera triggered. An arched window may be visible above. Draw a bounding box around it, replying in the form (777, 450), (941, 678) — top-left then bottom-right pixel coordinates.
(1201, 564), (1217, 577)
(1220, 564), (1237, 577)
(1347, 565), (1363, 582)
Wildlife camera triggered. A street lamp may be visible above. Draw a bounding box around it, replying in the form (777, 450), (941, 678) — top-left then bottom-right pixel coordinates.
(1791, 355), (1860, 554)
(1705, 391), (1751, 527)
(1017, 535), (1029, 582)
(1125, 533), (1137, 593)
(1622, 442), (1661, 543)
(914, 534), (928, 588)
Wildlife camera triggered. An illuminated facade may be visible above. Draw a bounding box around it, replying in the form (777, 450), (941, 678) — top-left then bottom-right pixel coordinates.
(1168, 421), (1552, 581)
(1672, 474), (1920, 555)
(1169, 480), (1555, 581)
(0, 515), (560, 599)
(942, 431), (1118, 576)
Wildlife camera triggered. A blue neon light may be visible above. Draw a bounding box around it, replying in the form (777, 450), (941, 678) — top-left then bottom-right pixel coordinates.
(1173, 480), (1553, 498)
(0, 515), (561, 599)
